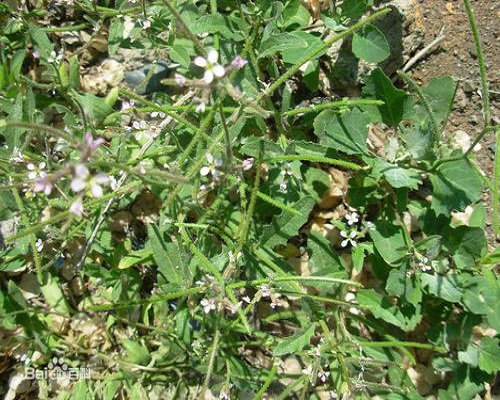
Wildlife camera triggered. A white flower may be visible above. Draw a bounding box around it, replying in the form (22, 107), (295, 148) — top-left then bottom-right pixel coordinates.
(242, 296), (251, 304)
(71, 164), (109, 198)
(417, 255), (432, 272)
(194, 49), (225, 83)
(340, 229), (358, 248)
(345, 212), (359, 226)
(230, 55), (247, 70)
(259, 284), (271, 298)
(150, 111), (166, 119)
(200, 154), (223, 179)
(302, 365), (313, 382)
(242, 158), (254, 171)
(228, 301), (242, 314)
(121, 99), (135, 111)
(200, 298), (216, 314)
(194, 97), (207, 113)
(175, 73), (186, 86)
(27, 162), (46, 180)
(35, 239), (44, 252)
(33, 175), (53, 196)
(47, 50), (63, 64)
(10, 147), (24, 163)
(123, 16), (135, 40)
(69, 197), (84, 217)
(317, 369), (330, 383)
(365, 221), (375, 230)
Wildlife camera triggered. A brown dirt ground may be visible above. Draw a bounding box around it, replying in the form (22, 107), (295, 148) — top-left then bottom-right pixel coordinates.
(409, 0), (500, 248)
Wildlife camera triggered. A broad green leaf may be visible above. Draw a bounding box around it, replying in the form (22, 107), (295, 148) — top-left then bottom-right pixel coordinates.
(240, 137), (282, 159)
(421, 76), (457, 127)
(480, 246), (500, 266)
(303, 167), (330, 201)
(108, 18), (124, 54)
(70, 91), (114, 127)
(462, 276), (500, 331)
(122, 339), (151, 365)
(372, 159), (422, 189)
(261, 196), (315, 249)
(281, 31), (323, 64)
(365, 68), (408, 126)
(458, 343), (479, 367)
(118, 247), (153, 269)
(41, 274), (72, 316)
(68, 55), (80, 90)
(341, 0), (369, 20)
(369, 222), (408, 268)
(352, 24), (390, 63)
(258, 32), (309, 59)
(438, 365), (483, 400)
(274, 324), (315, 356)
(280, 0), (310, 28)
(446, 226), (486, 269)
(191, 15), (243, 41)
(421, 273), (462, 303)
(28, 24), (54, 58)
(314, 108), (371, 155)
(147, 224), (184, 286)
(478, 337), (500, 374)
(430, 159), (482, 216)
(169, 44), (191, 68)
(357, 289), (406, 328)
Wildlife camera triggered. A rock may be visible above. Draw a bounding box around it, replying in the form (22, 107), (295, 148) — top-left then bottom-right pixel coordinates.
(468, 43), (478, 58)
(123, 61), (175, 95)
(81, 59), (124, 95)
(18, 273), (41, 300)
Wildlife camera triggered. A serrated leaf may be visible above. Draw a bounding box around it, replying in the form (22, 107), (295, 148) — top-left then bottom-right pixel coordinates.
(274, 324), (315, 356)
(240, 137), (282, 159)
(191, 15), (243, 41)
(421, 273), (462, 303)
(28, 24), (54, 58)
(446, 226), (486, 269)
(108, 18), (124, 54)
(314, 108), (370, 155)
(118, 247), (153, 269)
(307, 231), (347, 279)
(260, 196), (315, 249)
(352, 24), (390, 63)
(370, 222), (408, 267)
(430, 159), (482, 216)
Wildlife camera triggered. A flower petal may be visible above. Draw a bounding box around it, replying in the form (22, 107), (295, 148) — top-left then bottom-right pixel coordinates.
(203, 70), (214, 83)
(207, 49), (218, 64)
(194, 56), (207, 67)
(200, 166), (210, 176)
(69, 198), (84, 217)
(90, 183), (103, 198)
(71, 178), (86, 193)
(212, 64), (225, 78)
(74, 164), (89, 179)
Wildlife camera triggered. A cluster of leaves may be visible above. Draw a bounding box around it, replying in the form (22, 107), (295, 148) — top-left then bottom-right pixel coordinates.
(0, 0), (498, 399)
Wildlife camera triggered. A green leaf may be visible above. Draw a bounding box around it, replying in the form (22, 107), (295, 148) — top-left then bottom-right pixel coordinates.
(118, 247), (153, 269)
(421, 76), (457, 127)
(372, 159), (422, 189)
(421, 273), (462, 303)
(357, 289), (406, 328)
(274, 324), (315, 356)
(122, 339), (151, 365)
(169, 43), (191, 68)
(70, 91), (114, 127)
(430, 159), (482, 216)
(480, 246), (500, 266)
(68, 55), (80, 90)
(28, 24), (53, 59)
(370, 222), (408, 268)
(108, 18), (124, 54)
(191, 15), (243, 41)
(258, 32), (309, 59)
(314, 108), (371, 155)
(261, 196), (315, 249)
(365, 68), (408, 126)
(462, 276), (500, 331)
(478, 337), (500, 374)
(240, 137), (282, 159)
(446, 226), (486, 269)
(147, 224), (185, 286)
(281, 31), (323, 64)
(41, 274), (72, 316)
(352, 24), (390, 63)
(341, 0), (369, 20)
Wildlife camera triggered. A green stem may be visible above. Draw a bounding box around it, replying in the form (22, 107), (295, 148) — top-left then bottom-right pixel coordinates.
(42, 23), (90, 32)
(357, 340), (446, 353)
(258, 8), (391, 101)
(252, 364), (277, 400)
(268, 154), (364, 171)
(463, 0), (490, 125)
(199, 328), (221, 400)
(12, 188), (44, 284)
(283, 99), (384, 117)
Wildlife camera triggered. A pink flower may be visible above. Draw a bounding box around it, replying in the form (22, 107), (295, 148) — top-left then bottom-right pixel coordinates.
(230, 55), (247, 69)
(69, 197), (84, 217)
(33, 175), (53, 195)
(84, 132), (105, 153)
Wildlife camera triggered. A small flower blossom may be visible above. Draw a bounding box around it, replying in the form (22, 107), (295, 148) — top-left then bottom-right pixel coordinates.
(230, 55), (248, 70)
(47, 50), (63, 64)
(259, 284), (272, 298)
(174, 73), (186, 86)
(200, 298), (217, 314)
(340, 229), (358, 248)
(194, 97), (207, 113)
(365, 221), (375, 230)
(150, 111), (166, 119)
(317, 369), (330, 383)
(69, 197), (84, 217)
(84, 132), (105, 153)
(228, 301), (242, 314)
(200, 154), (223, 179)
(417, 255), (432, 272)
(302, 365), (313, 382)
(345, 212), (359, 226)
(242, 158), (254, 171)
(194, 49), (225, 84)
(27, 162), (47, 180)
(32, 51), (40, 59)
(121, 99), (135, 111)
(242, 296), (251, 304)
(35, 239), (44, 252)
(71, 164), (109, 198)
(122, 16), (135, 40)
(10, 147), (24, 163)
(33, 175), (53, 195)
